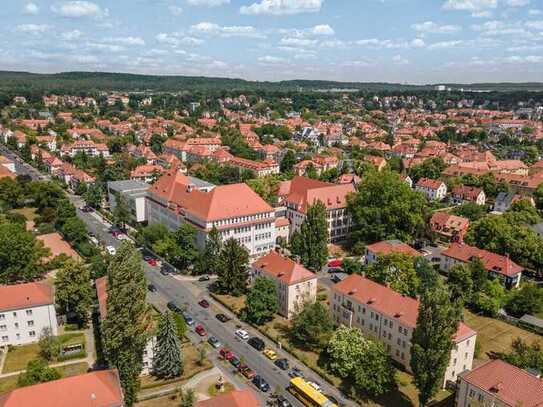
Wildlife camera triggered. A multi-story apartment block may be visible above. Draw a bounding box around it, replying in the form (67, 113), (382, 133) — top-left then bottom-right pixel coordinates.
(331, 274), (476, 387)
(279, 176), (355, 243)
(252, 251), (317, 319)
(60, 140), (110, 158)
(456, 359), (543, 407)
(146, 167), (276, 257)
(0, 282), (58, 347)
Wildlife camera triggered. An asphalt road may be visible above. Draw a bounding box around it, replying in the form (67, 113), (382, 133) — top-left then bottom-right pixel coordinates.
(0, 145), (47, 181)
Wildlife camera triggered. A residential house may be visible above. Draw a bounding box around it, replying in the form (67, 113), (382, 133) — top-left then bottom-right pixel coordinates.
(441, 243), (522, 288)
(364, 155), (387, 171)
(0, 370), (124, 407)
(60, 140), (110, 158)
(58, 163), (95, 190)
(430, 212), (469, 243)
(0, 282), (58, 347)
(130, 164), (165, 183)
(493, 192), (533, 213)
(365, 240), (421, 265)
(415, 178), (448, 201)
(450, 185), (486, 206)
(227, 156), (279, 177)
(252, 251), (318, 319)
(331, 274), (476, 387)
(456, 359), (543, 407)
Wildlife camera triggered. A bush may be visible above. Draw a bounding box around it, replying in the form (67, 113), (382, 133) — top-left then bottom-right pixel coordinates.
(56, 349), (86, 362)
(63, 323), (79, 332)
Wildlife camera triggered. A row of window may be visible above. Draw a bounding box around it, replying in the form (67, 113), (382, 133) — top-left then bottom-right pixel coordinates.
(0, 321), (34, 330)
(0, 309), (33, 320)
(213, 212), (273, 228)
(2, 331), (36, 342)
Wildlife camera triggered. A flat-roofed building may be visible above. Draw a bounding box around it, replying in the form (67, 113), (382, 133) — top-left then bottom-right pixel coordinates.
(107, 180), (151, 223)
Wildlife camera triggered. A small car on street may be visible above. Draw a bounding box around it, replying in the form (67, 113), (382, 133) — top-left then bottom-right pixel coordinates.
(263, 349), (277, 360)
(235, 329), (249, 340)
(195, 324), (207, 336)
(198, 299), (210, 308)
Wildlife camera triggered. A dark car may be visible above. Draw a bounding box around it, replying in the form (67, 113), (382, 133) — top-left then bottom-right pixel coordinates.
(229, 356), (241, 368)
(159, 266), (170, 276)
(274, 358), (289, 371)
(81, 205), (94, 212)
(252, 375), (270, 392)
(276, 396), (292, 407)
(215, 313), (230, 323)
(166, 301), (179, 312)
(147, 284), (157, 293)
(198, 299), (210, 308)
(288, 367), (304, 379)
(330, 275), (341, 283)
(198, 275), (210, 281)
(248, 337), (265, 351)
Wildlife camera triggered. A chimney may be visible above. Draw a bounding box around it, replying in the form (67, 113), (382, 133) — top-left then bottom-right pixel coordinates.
(394, 311), (404, 318)
(367, 297), (376, 304)
(348, 288), (357, 295)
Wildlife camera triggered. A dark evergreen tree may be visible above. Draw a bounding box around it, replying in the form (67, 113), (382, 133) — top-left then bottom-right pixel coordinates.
(215, 238), (249, 296)
(153, 312), (183, 379)
(291, 200), (328, 272)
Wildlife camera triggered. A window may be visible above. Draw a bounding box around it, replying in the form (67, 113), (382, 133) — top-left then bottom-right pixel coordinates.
(29, 331), (35, 337)
(0, 325), (5, 331)
(469, 389), (475, 398)
(12, 312), (17, 318)
(0, 314), (4, 321)
(26, 310), (32, 316)
(14, 323), (18, 329)
(398, 326), (402, 333)
(477, 394), (483, 402)
(27, 321), (34, 327)
(397, 338), (401, 346)
(1, 336), (8, 342)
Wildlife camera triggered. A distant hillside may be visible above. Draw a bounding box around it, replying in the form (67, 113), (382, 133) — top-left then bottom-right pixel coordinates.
(0, 70), (542, 94)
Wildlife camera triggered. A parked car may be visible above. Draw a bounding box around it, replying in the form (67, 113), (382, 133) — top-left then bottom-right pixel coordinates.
(183, 313), (195, 326)
(235, 329), (249, 340)
(327, 267), (343, 274)
(159, 265), (170, 275)
(89, 236), (99, 246)
(215, 313), (230, 323)
(252, 375), (270, 392)
(239, 365), (256, 379)
(248, 337), (265, 351)
(327, 259), (342, 268)
(330, 275), (342, 283)
(147, 284), (157, 293)
(208, 336), (221, 349)
(146, 258), (158, 267)
(263, 349), (277, 360)
(274, 358), (289, 371)
(195, 324), (207, 336)
(106, 246), (116, 256)
(167, 302), (181, 313)
(198, 299), (210, 308)
(116, 233), (129, 241)
(307, 381), (322, 393)
(219, 348), (234, 361)
(288, 367), (304, 379)
(198, 275), (210, 281)
(229, 356), (241, 368)
(276, 396), (292, 407)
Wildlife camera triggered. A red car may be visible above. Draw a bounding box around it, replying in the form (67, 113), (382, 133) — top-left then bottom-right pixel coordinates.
(147, 258), (157, 267)
(239, 364), (256, 379)
(219, 348), (234, 361)
(195, 324), (207, 336)
(198, 299), (210, 308)
(328, 259), (342, 268)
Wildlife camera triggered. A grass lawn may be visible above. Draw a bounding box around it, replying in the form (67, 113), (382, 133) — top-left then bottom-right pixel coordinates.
(210, 294), (246, 316)
(140, 343), (213, 390)
(136, 395), (184, 407)
(0, 375), (19, 395)
(10, 207), (38, 221)
(2, 332), (86, 374)
(464, 309), (542, 361)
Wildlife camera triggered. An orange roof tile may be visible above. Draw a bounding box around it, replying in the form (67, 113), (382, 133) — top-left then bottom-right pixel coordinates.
(195, 389), (260, 407)
(0, 282), (54, 312)
(366, 240), (421, 257)
(253, 251), (316, 285)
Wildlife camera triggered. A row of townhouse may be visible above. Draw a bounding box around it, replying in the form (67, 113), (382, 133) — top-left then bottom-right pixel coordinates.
(60, 140), (110, 158)
(415, 178), (487, 205)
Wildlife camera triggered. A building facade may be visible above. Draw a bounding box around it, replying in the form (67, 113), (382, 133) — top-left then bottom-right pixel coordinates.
(107, 180), (150, 223)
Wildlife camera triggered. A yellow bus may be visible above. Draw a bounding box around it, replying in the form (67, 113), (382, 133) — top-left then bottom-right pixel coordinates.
(287, 377), (338, 407)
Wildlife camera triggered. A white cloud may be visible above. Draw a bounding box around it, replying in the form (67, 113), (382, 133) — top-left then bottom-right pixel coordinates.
(61, 30), (82, 40)
(471, 10), (492, 17)
(23, 3), (39, 15)
(356, 38), (426, 49)
(51, 1), (107, 18)
(427, 40), (464, 49)
(105, 37), (146, 46)
(168, 5), (183, 15)
(16, 24), (50, 34)
(240, 0), (324, 16)
(190, 22), (262, 38)
(528, 9), (542, 15)
(187, 0), (230, 6)
(280, 37), (318, 47)
(156, 32), (204, 46)
(392, 55), (409, 65)
(412, 21), (462, 34)
(258, 55), (285, 63)
(86, 42), (124, 52)
(526, 20), (543, 29)
(442, 0), (497, 11)
(320, 39), (347, 48)
(311, 24), (334, 35)
(504, 0), (529, 7)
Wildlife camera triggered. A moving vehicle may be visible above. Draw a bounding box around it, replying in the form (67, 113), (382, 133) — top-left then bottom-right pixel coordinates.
(215, 313), (230, 323)
(208, 336), (221, 349)
(274, 358), (289, 371)
(288, 377), (337, 407)
(198, 299), (210, 308)
(195, 324), (207, 336)
(307, 381), (322, 393)
(106, 246), (116, 256)
(263, 349), (277, 360)
(248, 337), (265, 351)
(252, 375), (270, 392)
(235, 329), (249, 340)
(147, 284), (157, 293)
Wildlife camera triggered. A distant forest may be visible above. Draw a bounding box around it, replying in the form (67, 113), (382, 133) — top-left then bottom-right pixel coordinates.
(1, 70), (543, 95)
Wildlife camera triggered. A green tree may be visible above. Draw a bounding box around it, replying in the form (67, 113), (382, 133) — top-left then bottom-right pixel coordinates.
(215, 238), (249, 297)
(290, 302), (334, 351)
(244, 277), (279, 325)
(411, 275), (461, 406)
(447, 263), (474, 305)
(0, 222), (48, 283)
(508, 199), (541, 225)
(195, 227), (222, 276)
(534, 184), (543, 210)
(280, 150), (296, 173)
(366, 252), (419, 297)
(54, 259), (93, 327)
(102, 242), (149, 406)
(0, 177), (24, 209)
(113, 194), (131, 230)
(178, 387), (196, 407)
(408, 157), (446, 183)
(291, 200), (328, 272)
(172, 313), (187, 340)
(496, 338), (543, 373)
(153, 312), (184, 379)
(471, 279), (506, 317)
(505, 283), (543, 318)
(17, 359), (61, 387)
(38, 327), (60, 361)
(172, 224), (199, 271)
(348, 170), (428, 244)
(61, 216), (87, 245)
(83, 184), (103, 208)
(139, 223), (170, 248)
(452, 202), (487, 222)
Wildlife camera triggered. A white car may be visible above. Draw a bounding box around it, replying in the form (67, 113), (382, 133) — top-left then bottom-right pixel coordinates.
(89, 236), (99, 246)
(235, 329), (249, 340)
(307, 381), (322, 393)
(106, 246), (116, 256)
(117, 234), (129, 241)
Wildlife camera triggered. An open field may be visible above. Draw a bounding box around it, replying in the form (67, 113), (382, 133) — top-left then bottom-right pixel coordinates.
(10, 207), (38, 221)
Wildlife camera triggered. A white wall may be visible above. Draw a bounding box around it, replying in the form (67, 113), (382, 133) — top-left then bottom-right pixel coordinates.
(0, 304), (58, 346)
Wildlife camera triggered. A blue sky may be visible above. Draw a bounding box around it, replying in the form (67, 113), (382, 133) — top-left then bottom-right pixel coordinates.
(0, 0), (542, 83)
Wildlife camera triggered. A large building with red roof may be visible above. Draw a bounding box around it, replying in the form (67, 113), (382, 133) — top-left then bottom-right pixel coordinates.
(456, 359), (543, 407)
(441, 243), (523, 288)
(0, 370), (124, 407)
(279, 176), (355, 243)
(252, 251), (317, 319)
(331, 274), (476, 387)
(146, 167), (276, 257)
(195, 389), (260, 407)
(0, 282), (58, 346)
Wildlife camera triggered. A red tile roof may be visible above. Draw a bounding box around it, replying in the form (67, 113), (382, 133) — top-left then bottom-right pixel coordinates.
(0, 282), (54, 312)
(0, 370), (123, 407)
(283, 176), (355, 213)
(460, 359), (543, 407)
(442, 243), (523, 277)
(195, 389), (260, 407)
(416, 177), (445, 190)
(366, 240), (421, 257)
(96, 276), (108, 319)
(253, 251), (316, 285)
(333, 274), (475, 342)
(36, 232), (81, 260)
